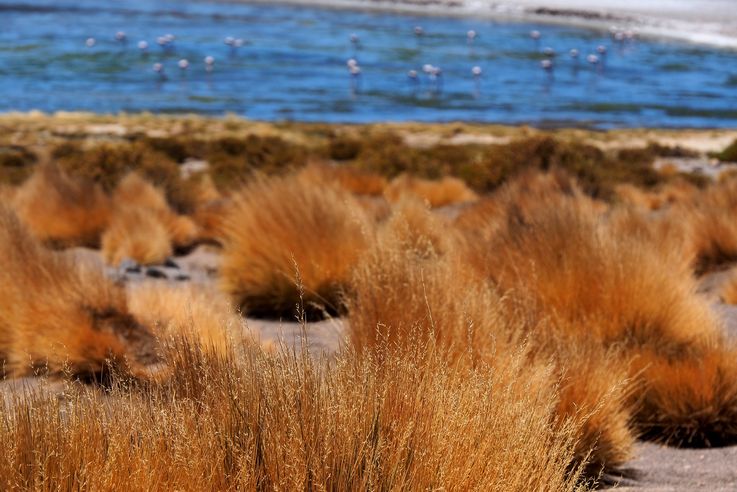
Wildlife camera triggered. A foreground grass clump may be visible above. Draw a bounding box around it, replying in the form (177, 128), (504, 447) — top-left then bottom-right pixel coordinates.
(221, 173), (373, 318)
(682, 177), (737, 271)
(11, 164), (111, 248)
(0, 205), (158, 381)
(347, 217), (634, 473)
(483, 195), (737, 446)
(0, 337), (584, 491)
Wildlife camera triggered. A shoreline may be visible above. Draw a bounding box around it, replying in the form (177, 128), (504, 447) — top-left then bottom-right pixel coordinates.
(251, 0), (737, 50)
(1, 111), (735, 155)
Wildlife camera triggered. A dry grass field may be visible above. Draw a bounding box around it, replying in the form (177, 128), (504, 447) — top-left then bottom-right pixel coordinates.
(2, 113), (737, 490)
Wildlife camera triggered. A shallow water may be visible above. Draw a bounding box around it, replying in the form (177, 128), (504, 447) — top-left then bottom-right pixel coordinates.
(1, 0), (736, 128)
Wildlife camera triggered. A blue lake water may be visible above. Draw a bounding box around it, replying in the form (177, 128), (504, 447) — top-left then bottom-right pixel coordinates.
(1, 0), (736, 128)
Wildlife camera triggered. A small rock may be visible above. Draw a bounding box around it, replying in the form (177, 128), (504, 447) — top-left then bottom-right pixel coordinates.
(145, 268), (168, 279)
(163, 258), (180, 269)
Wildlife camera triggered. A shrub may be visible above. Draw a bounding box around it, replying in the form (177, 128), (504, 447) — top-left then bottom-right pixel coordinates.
(101, 206), (173, 266)
(0, 204), (159, 382)
(0, 337), (583, 491)
(483, 195), (737, 446)
(346, 219), (634, 472)
(220, 173), (373, 318)
(11, 164), (111, 248)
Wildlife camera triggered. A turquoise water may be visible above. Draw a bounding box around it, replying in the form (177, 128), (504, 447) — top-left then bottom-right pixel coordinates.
(1, 0), (736, 128)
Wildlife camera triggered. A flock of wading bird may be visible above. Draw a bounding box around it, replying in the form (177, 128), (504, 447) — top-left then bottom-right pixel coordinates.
(80, 24), (633, 92)
(1, 134), (737, 487)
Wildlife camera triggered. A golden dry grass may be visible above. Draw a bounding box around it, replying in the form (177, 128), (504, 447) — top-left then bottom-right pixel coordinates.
(126, 283), (243, 356)
(0, 339), (584, 491)
(679, 177), (737, 271)
(11, 163), (111, 247)
(192, 198), (231, 243)
(385, 174), (478, 208)
(347, 217), (634, 473)
(113, 173), (199, 250)
(721, 271), (737, 305)
(0, 204), (158, 381)
(101, 206), (173, 266)
(220, 173), (374, 318)
(483, 197), (737, 446)
(299, 161), (388, 196)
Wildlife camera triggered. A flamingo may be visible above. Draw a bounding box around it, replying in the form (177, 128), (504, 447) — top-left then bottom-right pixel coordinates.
(414, 26), (424, 36)
(178, 59), (189, 71)
(204, 56), (215, 72)
(153, 63), (166, 80)
(543, 46), (555, 57)
(541, 59), (553, 71)
(569, 48), (579, 59)
(115, 31), (126, 43)
(138, 40), (149, 52)
(467, 30), (477, 44)
(85, 37), (96, 48)
(471, 66), (482, 77)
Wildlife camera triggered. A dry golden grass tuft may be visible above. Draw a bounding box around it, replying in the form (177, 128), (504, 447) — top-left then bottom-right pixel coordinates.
(299, 161), (388, 196)
(0, 204), (159, 382)
(615, 180), (699, 212)
(615, 183), (665, 210)
(484, 197), (737, 446)
(0, 183), (16, 202)
(192, 198), (231, 243)
(631, 345), (737, 446)
(126, 282), (244, 357)
(113, 173), (199, 250)
(385, 174), (478, 208)
(455, 170), (604, 277)
(11, 163), (111, 247)
(678, 177), (737, 271)
(0, 338), (584, 491)
(553, 344), (635, 472)
(379, 198), (457, 258)
(721, 271), (737, 305)
(101, 206), (173, 266)
(347, 226), (634, 472)
(220, 173), (374, 318)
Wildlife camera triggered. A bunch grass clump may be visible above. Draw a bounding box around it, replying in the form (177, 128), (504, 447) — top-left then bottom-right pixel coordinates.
(0, 204), (158, 382)
(385, 174), (478, 208)
(347, 212), (635, 473)
(220, 173), (373, 318)
(482, 194), (737, 446)
(0, 336), (585, 491)
(11, 163), (111, 248)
